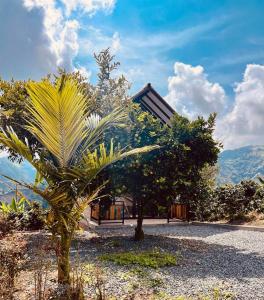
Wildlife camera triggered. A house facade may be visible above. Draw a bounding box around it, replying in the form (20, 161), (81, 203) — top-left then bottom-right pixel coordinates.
(132, 83), (175, 125)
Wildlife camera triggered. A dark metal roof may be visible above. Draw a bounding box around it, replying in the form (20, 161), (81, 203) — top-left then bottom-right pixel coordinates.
(132, 83), (175, 125)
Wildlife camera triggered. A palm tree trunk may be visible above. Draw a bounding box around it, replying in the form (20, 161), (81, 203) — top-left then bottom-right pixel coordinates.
(57, 228), (72, 285)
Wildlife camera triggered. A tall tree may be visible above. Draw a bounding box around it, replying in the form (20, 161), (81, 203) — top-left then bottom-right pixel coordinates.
(0, 77), (156, 290)
(113, 108), (220, 240)
(94, 48), (131, 115)
(0, 48), (131, 161)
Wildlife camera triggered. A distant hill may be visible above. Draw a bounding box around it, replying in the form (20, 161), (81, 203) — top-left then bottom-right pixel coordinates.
(1, 145), (264, 194)
(0, 155), (36, 194)
(0, 155), (48, 205)
(218, 145), (264, 184)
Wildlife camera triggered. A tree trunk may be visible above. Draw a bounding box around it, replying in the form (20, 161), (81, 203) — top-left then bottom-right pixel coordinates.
(57, 228), (72, 286)
(134, 199), (144, 241)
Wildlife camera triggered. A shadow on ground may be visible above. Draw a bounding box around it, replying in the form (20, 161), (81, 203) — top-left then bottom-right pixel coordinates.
(72, 232), (264, 281)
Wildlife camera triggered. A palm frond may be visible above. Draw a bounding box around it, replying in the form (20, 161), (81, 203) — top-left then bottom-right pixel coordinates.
(85, 113), (101, 131)
(78, 106), (128, 156)
(0, 128), (33, 162)
(26, 77), (89, 167)
(0, 128), (59, 185)
(66, 141), (159, 184)
(258, 177), (264, 185)
(72, 184), (104, 222)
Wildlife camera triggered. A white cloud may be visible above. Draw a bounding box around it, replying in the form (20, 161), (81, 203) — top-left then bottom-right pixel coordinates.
(111, 32), (121, 53)
(79, 27), (121, 56)
(60, 0), (116, 16)
(164, 62), (226, 119)
(23, 0), (80, 71)
(0, 0), (116, 80)
(74, 65), (92, 80)
(217, 64), (264, 149)
(0, 0), (57, 79)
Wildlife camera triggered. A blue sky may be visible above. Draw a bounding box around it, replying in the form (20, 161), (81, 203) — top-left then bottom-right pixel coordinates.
(76, 0), (264, 95)
(0, 0), (264, 149)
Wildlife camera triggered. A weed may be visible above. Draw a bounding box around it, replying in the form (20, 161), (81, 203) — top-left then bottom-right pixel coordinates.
(100, 250), (179, 268)
(33, 242), (53, 300)
(84, 263), (107, 300)
(0, 234), (27, 299)
(153, 287), (235, 300)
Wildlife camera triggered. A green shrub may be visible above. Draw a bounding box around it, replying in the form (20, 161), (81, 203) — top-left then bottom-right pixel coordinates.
(155, 287), (234, 300)
(20, 201), (46, 230)
(191, 180), (264, 222)
(0, 197), (29, 214)
(100, 250), (179, 268)
(0, 201), (46, 232)
(0, 214), (14, 237)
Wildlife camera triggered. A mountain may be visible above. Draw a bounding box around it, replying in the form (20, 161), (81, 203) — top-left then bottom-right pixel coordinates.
(0, 155), (35, 193)
(218, 145), (264, 184)
(1, 145), (264, 194)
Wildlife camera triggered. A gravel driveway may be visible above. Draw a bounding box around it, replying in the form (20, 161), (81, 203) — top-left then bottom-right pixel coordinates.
(85, 224), (264, 299)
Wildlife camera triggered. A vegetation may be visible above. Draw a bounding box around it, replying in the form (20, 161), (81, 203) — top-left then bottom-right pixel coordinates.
(0, 193), (46, 234)
(110, 108), (220, 240)
(0, 234), (27, 299)
(100, 250), (179, 268)
(0, 48), (222, 241)
(0, 195), (29, 214)
(191, 179), (264, 222)
(156, 288), (235, 300)
(0, 76), (156, 291)
(0, 47), (246, 299)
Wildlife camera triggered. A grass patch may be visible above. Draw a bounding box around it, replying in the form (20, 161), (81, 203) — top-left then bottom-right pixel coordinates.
(99, 250), (179, 268)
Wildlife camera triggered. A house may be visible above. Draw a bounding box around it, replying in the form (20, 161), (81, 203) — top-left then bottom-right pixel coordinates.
(83, 84), (182, 226)
(132, 83), (175, 126)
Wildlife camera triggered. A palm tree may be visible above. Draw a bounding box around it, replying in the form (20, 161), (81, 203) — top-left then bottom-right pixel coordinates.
(0, 76), (157, 286)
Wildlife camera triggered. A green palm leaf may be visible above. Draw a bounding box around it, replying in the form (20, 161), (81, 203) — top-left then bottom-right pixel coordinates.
(26, 76), (89, 167)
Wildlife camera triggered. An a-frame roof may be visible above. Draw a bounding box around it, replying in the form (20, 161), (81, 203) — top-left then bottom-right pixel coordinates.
(132, 83), (175, 125)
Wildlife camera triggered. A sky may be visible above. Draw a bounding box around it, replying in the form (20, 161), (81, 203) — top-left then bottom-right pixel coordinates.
(0, 0), (264, 150)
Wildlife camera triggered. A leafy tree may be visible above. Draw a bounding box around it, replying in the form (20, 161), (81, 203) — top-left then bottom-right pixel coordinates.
(94, 48), (131, 115)
(113, 109), (220, 240)
(0, 76), (156, 289)
(0, 48), (130, 161)
(0, 78), (37, 161)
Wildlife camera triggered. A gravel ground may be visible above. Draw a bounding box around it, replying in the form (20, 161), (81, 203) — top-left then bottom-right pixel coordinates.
(89, 224), (264, 299)
(10, 224), (264, 299)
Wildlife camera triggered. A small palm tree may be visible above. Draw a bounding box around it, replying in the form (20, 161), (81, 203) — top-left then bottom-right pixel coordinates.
(0, 76), (157, 286)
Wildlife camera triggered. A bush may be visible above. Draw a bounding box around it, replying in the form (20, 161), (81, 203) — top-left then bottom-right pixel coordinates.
(20, 201), (46, 230)
(7, 201), (46, 231)
(0, 234), (28, 299)
(100, 250), (179, 268)
(191, 180), (264, 222)
(0, 201), (46, 234)
(0, 213), (14, 238)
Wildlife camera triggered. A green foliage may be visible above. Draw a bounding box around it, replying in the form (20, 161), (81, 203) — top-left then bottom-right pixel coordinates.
(0, 196), (29, 214)
(212, 180), (264, 221)
(0, 78), (38, 162)
(155, 287), (234, 300)
(0, 201), (46, 232)
(0, 60), (154, 286)
(100, 250), (179, 268)
(108, 106), (221, 239)
(0, 48), (131, 162)
(191, 179), (264, 222)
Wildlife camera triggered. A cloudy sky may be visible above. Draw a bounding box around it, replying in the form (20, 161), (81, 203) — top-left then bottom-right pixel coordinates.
(0, 0), (264, 150)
